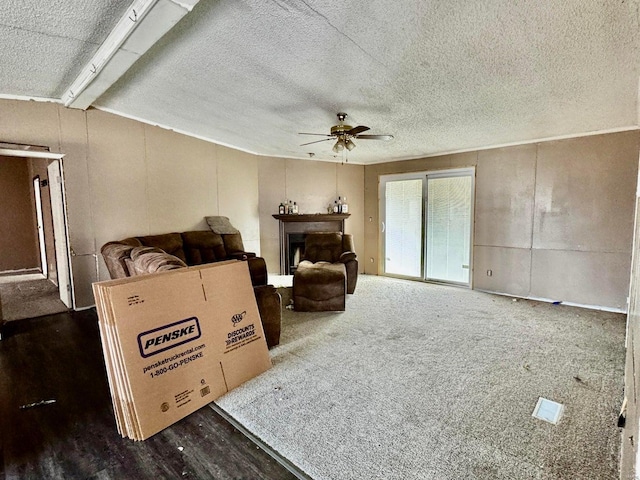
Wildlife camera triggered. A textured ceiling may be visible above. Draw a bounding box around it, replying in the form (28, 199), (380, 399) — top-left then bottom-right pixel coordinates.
(0, 0), (132, 98)
(1, 0), (639, 164)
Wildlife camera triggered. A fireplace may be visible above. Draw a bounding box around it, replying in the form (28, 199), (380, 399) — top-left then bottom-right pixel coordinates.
(287, 233), (306, 274)
(273, 213), (350, 275)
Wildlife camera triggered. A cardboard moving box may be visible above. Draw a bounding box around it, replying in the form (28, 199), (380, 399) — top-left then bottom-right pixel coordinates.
(93, 261), (272, 440)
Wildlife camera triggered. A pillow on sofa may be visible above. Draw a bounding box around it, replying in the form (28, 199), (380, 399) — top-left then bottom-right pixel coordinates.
(101, 242), (137, 279)
(130, 246), (187, 276)
(205, 216), (239, 234)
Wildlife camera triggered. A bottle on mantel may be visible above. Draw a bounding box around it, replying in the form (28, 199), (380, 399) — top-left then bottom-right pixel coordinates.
(337, 196), (343, 213)
(333, 201), (339, 213)
(279, 202), (285, 215)
(341, 196), (349, 213)
(292, 202), (298, 214)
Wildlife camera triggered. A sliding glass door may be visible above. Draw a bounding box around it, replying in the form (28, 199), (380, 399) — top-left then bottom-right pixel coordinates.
(380, 169), (474, 286)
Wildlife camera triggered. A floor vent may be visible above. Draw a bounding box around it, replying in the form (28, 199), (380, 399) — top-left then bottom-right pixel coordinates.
(532, 397), (564, 425)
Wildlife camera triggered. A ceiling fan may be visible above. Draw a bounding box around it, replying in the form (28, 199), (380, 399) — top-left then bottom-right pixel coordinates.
(299, 112), (394, 153)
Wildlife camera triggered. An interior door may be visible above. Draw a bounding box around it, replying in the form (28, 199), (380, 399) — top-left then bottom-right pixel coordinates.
(33, 176), (48, 277)
(47, 160), (73, 308)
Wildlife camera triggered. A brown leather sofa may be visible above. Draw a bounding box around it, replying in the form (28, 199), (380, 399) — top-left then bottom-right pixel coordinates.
(293, 232), (358, 312)
(101, 229), (281, 348)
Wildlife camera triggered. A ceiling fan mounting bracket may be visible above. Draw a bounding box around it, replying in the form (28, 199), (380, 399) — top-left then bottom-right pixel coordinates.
(331, 124), (353, 136)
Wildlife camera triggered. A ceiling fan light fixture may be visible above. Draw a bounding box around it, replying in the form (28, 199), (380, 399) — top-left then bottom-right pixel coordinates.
(345, 138), (356, 151)
(332, 138), (346, 153)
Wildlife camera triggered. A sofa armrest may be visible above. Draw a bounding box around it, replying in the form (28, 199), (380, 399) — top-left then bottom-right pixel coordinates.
(340, 251), (357, 263)
(101, 242), (137, 279)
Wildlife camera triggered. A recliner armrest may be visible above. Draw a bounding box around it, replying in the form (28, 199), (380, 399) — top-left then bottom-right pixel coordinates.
(228, 251), (257, 261)
(246, 257), (268, 286)
(340, 251), (357, 263)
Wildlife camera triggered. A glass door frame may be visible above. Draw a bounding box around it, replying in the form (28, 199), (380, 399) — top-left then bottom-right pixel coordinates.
(378, 167), (476, 287)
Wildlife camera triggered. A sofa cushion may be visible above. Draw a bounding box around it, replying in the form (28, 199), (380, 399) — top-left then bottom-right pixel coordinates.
(293, 261), (346, 311)
(181, 230), (226, 265)
(136, 233), (187, 263)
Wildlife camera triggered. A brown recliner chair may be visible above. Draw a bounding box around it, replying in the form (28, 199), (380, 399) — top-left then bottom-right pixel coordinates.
(293, 232), (358, 312)
(301, 232), (358, 293)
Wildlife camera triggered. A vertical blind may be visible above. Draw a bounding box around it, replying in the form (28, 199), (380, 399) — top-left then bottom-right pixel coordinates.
(426, 176), (472, 283)
(385, 178), (423, 277)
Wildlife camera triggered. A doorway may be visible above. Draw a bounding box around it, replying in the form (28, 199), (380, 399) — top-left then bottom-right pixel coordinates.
(0, 146), (71, 322)
(379, 168), (475, 286)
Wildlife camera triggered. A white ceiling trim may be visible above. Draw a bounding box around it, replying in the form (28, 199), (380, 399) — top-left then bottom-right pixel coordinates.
(0, 93), (61, 104)
(63, 0), (200, 110)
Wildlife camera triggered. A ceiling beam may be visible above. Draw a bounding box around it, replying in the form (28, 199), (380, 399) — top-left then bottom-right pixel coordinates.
(62, 0), (200, 110)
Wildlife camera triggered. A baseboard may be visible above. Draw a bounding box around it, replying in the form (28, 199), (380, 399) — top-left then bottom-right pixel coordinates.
(474, 289), (626, 313)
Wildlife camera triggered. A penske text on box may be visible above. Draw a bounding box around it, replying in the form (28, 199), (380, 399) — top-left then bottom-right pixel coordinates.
(93, 261), (272, 440)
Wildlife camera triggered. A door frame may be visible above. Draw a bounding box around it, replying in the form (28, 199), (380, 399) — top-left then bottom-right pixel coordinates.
(47, 159), (73, 309)
(0, 144), (72, 307)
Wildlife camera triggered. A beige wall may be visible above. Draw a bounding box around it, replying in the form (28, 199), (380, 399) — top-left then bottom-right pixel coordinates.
(0, 99), (262, 308)
(0, 156), (39, 271)
(257, 157), (365, 274)
(3, 97), (635, 311)
(365, 131), (639, 311)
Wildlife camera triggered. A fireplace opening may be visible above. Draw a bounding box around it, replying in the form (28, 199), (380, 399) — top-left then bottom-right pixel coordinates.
(273, 213), (349, 275)
(287, 233), (306, 275)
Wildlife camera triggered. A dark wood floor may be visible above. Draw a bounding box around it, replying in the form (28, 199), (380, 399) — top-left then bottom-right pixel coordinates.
(0, 311), (298, 479)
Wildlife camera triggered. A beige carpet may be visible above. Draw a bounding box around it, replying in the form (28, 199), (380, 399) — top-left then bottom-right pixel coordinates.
(215, 275), (626, 480)
(0, 274), (68, 321)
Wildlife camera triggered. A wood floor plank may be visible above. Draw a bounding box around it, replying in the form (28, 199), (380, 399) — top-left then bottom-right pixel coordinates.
(0, 311), (298, 480)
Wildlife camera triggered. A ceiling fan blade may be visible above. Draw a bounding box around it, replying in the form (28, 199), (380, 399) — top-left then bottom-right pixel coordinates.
(346, 125), (370, 135)
(299, 132), (334, 137)
(300, 138), (335, 146)
(355, 134), (394, 141)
